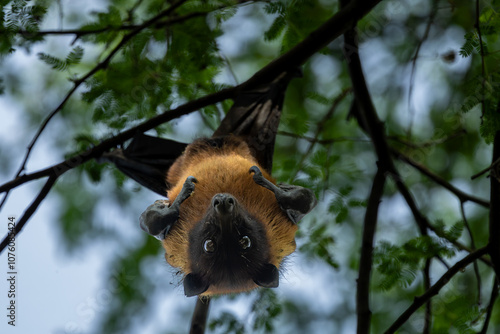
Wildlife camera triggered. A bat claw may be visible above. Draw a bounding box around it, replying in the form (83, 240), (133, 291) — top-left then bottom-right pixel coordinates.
(249, 166), (262, 176)
(186, 176), (198, 183)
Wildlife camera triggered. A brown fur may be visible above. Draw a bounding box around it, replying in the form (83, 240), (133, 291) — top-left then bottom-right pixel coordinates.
(161, 136), (297, 295)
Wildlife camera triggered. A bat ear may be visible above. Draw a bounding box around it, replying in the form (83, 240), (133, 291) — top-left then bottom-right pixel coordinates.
(184, 273), (209, 297)
(253, 263), (279, 288)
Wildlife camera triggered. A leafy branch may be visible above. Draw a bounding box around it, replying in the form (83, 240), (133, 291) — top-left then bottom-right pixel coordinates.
(0, 0), (207, 211)
(383, 246), (489, 334)
(0, 0), (385, 253)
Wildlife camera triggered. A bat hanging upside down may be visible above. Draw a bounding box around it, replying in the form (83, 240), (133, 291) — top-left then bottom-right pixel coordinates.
(103, 71), (317, 297)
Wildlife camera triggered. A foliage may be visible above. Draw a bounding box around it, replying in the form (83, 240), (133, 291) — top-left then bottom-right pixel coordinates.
(0, 0), (499, 333)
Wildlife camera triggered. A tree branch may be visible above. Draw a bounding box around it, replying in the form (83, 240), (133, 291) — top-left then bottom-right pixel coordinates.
(489, 130), (500, 277)
(243, 0), (382, 89)
(475, 0), (486, 120)
(9, 5), (244, 38)
(479, 276), (499, 334)
(384, 247), (489, 334)
(0, 175), (58, 251)
(190, 298), (211, 334)
(357, 167), (386, 334)
(460, 201), (482, 305)
(339, 2), (394, 333)
(277, 131), (369, 144)
(391, 148), (490, 208)
(290, 88), (351, 180)
(407, 0), (438, 137)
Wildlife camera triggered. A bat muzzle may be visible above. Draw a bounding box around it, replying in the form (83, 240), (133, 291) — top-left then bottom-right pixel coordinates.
(212, 193), (235, 216)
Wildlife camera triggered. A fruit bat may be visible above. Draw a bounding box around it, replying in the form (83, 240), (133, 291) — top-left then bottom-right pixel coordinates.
(102, 71), (317, 297)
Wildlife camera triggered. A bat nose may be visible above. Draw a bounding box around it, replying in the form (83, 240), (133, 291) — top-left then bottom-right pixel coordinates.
(212, 193), (235, 214)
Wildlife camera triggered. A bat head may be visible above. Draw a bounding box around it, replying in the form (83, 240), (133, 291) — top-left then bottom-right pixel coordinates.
(183, 193), (279, 297)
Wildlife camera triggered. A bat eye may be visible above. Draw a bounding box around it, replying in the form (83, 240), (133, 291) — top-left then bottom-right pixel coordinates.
(239, 236), (251, 249)
(203, 239), (216, 253)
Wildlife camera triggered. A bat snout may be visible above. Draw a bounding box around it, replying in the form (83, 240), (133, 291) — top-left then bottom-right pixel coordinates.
(212, 193), (236, 215)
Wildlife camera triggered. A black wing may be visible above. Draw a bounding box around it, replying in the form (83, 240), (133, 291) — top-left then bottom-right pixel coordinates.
(100, 133), (187, 196)
(214, 70), (299, 173)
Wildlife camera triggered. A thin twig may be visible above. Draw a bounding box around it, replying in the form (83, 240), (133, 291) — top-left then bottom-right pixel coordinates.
(391, 148), (490, 208)
(479, 276), (499, 334)
(489, 130), (500, 278)
(461, 201), (482, 305)
(384, 246), (489, 334)
(387, 129), (466, 149)
(475, 0), (486, 120)
(407, 0), (438, 138)
(0, 175), (58, 251)
(423, 258), (432, 334)
(278, 131), (369, 144)
(290, 88), (351, 180)
(472, 157), (500, 180)
(10, 8), (229, 38)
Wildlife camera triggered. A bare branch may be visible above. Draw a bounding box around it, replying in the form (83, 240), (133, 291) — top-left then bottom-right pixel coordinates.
(407, 0), (438, 137)
(480, 276), (499, 334)
(391, 148), (490, 208)
(475, 0), (486, 120)
(489, 131), (500, 277)
(0, 175), (58, 251)
(471, 157), (500, 180)
(423, 259), (432, 334)
(357, 168), (386, 334)
(384, 246), (489, 334)
(461, 201), (482, 305)
(8, 7), (238, 38)
(290, 88), (351, 180)
(388, 129), (466, 149)
(277, 131), (368, 144)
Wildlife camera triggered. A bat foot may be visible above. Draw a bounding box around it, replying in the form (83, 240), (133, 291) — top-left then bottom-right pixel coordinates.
(140, 176), (198, 240)
(249, 165), (317, 224)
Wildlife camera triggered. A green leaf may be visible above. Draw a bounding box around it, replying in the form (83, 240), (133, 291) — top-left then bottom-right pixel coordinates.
(264, 15), (286, 41)
(66, 46), (84, 65)
(37, 52), (67, 70)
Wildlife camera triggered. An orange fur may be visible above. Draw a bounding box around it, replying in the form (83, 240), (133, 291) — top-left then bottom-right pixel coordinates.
(161, 137), (297, 295)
